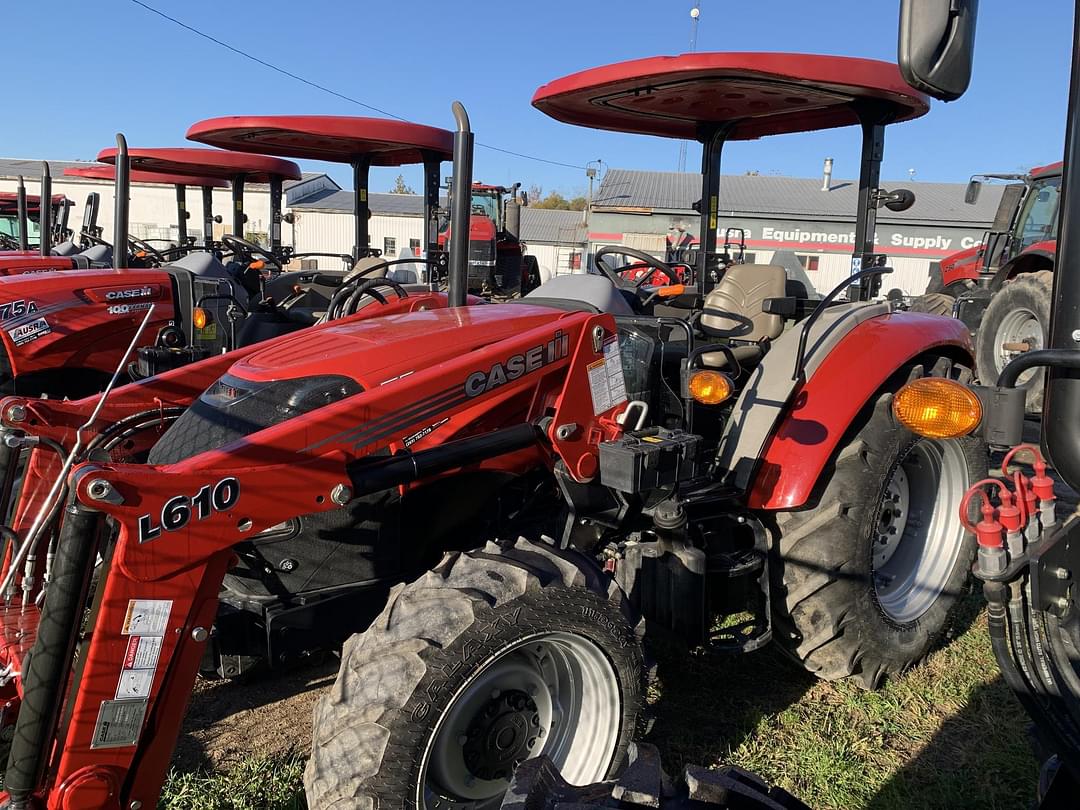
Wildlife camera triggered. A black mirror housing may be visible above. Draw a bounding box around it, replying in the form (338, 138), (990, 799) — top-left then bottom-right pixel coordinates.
(899, 0), (978, 101)
(964, 179), (981, 204)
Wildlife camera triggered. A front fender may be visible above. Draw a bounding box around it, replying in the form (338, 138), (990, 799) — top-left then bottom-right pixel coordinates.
(746, 311), (973, 510)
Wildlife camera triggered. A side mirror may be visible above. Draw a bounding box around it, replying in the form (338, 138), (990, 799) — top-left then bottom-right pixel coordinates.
(520, 191), (529, 206)
(880, 188), (916, 212)
(283, 212), (296, 224)
(964, 179), (982, 204)
(898, 0), (978, 101)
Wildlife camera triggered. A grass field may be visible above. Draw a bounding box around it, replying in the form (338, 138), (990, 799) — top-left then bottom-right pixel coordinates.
(158, 595), (1038, 810)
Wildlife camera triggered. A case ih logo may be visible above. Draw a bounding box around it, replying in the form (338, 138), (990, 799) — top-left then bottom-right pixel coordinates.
(464, 330), (570, 397)
(105, 287), (153, 301)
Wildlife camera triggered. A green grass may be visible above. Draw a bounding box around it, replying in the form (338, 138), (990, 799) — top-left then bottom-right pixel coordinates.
(159, 597), (1038, 810)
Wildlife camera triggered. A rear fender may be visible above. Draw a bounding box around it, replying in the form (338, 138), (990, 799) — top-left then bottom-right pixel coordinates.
(991, 243), (1056, 290)
(742, 311), (973, 510)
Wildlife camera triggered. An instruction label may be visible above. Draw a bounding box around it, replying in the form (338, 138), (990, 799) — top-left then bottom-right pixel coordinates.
(121, 600), (172, 636)
(586, 336), (628, 416)
(91, 699), (148, 749)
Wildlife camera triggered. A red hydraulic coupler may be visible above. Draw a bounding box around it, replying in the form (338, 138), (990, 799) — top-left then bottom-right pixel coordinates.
(960, 479), (1010, 577)
(1002, 443), (1059, 532)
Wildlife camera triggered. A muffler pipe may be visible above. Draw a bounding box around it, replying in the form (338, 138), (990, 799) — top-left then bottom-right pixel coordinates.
(113, 134), (130, 269)
(15, 177), (28, 251)
(448, 101), (474, 308)
(38, 164), (51, 258)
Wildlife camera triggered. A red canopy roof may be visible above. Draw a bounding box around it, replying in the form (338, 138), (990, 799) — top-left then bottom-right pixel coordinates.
(185, 116), (453, 166)
(0, 193), (67, 214)
(64, 165), (229, 188)
(1031, 161), (1063, 180)
(96, 147), (301, 183)
(532, 53), (929, 141)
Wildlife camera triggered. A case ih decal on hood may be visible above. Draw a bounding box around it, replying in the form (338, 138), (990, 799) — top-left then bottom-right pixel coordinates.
(464, 330), (570, 397)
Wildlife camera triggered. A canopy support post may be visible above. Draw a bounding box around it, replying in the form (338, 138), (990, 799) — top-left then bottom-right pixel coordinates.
(352, 159), (371, 260)
(175, 184), (188, 247)
(113, 136), (130, 269)
(38, 164), (51, 258)
(422, 152), (442, 253)
(269, 174), (283, 255)
(202, 186), (215, 251)
(231, 175), (246, 239)
(15, 178), (27, 251)
(696, 123), (733, 296)
(849, 106), (889, 301)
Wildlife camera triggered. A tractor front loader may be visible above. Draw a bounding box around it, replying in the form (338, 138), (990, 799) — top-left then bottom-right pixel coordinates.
(0, 53), (985, 810)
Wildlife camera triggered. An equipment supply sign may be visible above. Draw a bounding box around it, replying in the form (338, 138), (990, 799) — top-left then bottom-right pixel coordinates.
(587, 336), (628, 415)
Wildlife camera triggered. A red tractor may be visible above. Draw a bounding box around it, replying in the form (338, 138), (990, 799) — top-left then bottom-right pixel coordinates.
(438, 181), (540, 295)
(0, 53), (984, 810)
(0, 185), (71, 254)
(913, 161), (1062, 412)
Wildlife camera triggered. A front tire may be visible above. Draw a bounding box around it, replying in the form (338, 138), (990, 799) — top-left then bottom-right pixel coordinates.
(771, 360), (986, 689)
(908, 292), (955, 317)
(304, 538), (644, 810)
(976, 270), (1052, 413)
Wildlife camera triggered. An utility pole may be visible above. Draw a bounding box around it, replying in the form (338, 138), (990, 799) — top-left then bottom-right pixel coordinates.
(676, 2), (702, 173)
(584, 159), (602, 226)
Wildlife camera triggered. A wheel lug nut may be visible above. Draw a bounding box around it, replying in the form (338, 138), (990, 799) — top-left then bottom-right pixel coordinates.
(528, 737), (538, 748)
(538, 728), (546, 738)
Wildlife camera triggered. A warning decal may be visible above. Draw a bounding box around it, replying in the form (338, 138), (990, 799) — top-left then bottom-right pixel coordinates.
(121, 600), (172, 636)
(91, 699), (148, 749)
(123, 634), (163, 671)
(586, 336), (628, 416)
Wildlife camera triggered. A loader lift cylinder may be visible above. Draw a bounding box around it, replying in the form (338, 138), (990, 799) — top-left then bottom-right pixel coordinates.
(38, 163), (51, 258)
(114, 134), (130, 269)
(448, 101), (474, 308)
(270, 174), (284, 255)
(4, 501), (102, 807)
(352, 159), (371, 261)
(175, 184), (188, 247)
(202, 185), (215, 250)
(15, 177), (28, 251)
(1044, 2), (1080, 491)
(231, 174), (246, 240)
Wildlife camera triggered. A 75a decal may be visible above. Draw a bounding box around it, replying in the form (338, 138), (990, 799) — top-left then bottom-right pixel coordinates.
(138, 477), (240, 543)
(0, 299), (38, 320)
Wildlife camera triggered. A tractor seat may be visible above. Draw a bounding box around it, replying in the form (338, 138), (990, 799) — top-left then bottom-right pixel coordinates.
(698, 263), (787, 370)
(520, 273), (637, 316)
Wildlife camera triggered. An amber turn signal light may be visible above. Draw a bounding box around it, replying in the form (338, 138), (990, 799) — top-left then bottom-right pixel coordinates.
(687, 370), (733, 405)
(892, 377), (981, 439)
(657, 284), (686, 298)
(192, 307), (209, 330)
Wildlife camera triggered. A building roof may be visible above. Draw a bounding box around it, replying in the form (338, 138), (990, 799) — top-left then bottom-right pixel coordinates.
(594, 167), (1006, 227)
(291, 190), (586, 244)
(0, 157), (327, 192)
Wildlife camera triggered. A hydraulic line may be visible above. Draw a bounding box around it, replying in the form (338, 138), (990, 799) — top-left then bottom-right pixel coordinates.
(0, 307), (157, 602)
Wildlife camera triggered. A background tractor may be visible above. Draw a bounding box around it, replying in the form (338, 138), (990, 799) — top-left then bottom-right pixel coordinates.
(912, 161), (1062, 412)
(0, 46), (983, 810)
(438, 181), (541, 295)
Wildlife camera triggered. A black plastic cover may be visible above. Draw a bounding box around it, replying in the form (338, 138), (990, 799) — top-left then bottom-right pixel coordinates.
(599, 428), (701, 494)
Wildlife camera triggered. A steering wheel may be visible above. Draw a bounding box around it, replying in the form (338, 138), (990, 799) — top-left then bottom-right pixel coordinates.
(321, 277), (409, 323)
(128, 236), (167, 265)
(0, 233), (19, 250)
(595, 245), (681, 290)
(79, 230), (111, 248)
(222, 234), (282, 272)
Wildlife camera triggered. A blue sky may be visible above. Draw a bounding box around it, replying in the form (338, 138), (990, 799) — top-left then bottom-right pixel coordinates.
(5, 1), (1072, 195)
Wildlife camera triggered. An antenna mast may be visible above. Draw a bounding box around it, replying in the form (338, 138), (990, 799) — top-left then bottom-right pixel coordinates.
(676, 2), (702, 173)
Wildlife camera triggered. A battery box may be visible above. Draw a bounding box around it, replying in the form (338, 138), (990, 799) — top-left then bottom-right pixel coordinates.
(599, 427), (702, 493)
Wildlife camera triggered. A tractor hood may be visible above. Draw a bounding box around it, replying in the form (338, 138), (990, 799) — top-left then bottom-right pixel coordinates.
(228, 303), (573, 389)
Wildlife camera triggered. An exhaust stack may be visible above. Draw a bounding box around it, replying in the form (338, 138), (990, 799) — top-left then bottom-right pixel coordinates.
(38, 164), (51, 258)
(113, 134), (130, 269)
(448, 101), (474, 308)
(821, 157), (834, 192)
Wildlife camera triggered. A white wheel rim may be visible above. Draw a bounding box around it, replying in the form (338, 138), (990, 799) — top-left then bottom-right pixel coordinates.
(873, 439), (971, 624)
(420, 631), (622, 810)
(994, 306), (1043, 383)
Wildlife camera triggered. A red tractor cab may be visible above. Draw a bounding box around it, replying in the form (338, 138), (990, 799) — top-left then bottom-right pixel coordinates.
(0, 53), (987, 810)
(437, 181), (540, 295)
(0, 190), (71, 253)
(0, 142), (305, 396)
(913, 161), (1063, 412)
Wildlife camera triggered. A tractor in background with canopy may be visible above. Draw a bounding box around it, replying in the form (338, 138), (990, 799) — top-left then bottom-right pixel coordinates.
(0, 45), (986, 810)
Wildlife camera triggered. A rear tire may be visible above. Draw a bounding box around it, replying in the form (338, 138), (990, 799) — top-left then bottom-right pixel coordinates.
(771, 359), (986, 689)
(976, 270), (1053, 413)
(908, 292), (955, 317)
(304, 538), (645, 810)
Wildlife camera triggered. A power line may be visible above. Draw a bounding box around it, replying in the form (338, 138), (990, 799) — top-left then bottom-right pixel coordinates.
(127, 0), (587, 171)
